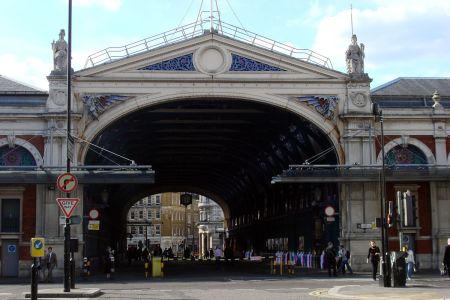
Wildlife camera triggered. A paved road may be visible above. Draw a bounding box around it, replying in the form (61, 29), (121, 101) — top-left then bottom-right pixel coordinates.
(1, 261), (449, 299)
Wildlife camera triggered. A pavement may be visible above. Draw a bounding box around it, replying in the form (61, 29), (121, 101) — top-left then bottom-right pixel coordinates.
(0, 260), (449, 299)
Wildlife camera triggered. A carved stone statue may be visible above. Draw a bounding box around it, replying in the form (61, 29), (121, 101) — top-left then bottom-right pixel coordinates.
(346, 34), (365, 74)
(52, 29), (68, 72)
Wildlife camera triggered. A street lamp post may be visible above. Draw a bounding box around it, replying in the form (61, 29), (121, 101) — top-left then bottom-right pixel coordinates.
(374, 104), (391, 287)
(64, 0), (73, 292)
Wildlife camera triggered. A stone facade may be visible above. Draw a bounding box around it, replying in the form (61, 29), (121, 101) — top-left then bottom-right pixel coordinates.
(0, 27), (449, 278)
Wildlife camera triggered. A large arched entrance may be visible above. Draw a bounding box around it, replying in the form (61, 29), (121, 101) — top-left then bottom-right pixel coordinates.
(80, 97), (340, 258)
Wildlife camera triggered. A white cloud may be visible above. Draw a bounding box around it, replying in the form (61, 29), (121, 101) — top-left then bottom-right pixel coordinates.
(312, 1), (450, 83)
(0, 54), (51, 91)
(73, 0), (121, 12)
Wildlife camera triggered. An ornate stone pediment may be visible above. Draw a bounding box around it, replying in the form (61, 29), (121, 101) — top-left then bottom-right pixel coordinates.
(75, 34), (347, 82)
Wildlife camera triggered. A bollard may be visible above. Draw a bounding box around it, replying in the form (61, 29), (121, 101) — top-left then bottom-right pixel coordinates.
(144, 261), (149, 278)
(31, 258), (38, 300)
(70, 255), (75, 289)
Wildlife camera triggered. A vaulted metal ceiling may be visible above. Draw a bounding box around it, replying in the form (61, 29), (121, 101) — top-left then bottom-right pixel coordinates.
(84, 98), (338, 212)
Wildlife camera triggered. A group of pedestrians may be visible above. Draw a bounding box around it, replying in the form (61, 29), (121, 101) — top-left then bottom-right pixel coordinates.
(324, 242), (353, 277)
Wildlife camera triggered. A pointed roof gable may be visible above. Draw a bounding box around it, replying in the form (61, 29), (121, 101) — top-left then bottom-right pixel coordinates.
(0, 75), (47, 94)
(371, 77), (450, 96)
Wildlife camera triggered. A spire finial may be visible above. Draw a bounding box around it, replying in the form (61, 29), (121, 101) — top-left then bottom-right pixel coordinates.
(350, 4), (354, 36)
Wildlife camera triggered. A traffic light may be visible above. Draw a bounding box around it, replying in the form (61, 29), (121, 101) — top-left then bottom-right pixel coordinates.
(387, 201), (394, 228)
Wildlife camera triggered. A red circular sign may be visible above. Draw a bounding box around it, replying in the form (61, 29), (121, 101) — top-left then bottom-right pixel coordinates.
(56, 173), (78, 193)
(324, 206), (335, 217)
(89, 208), (100, 220)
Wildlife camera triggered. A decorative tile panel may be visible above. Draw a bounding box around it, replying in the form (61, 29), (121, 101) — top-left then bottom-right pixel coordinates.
(82, 95), (129, 119)
(230, 54), (285, 71)
(0, 146), (36, 166)
(297, 96), (339, 120)
(139, 54), (195, 71)
(386, 145), (427, 165)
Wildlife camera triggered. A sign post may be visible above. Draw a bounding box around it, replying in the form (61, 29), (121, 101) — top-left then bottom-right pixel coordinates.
(30, 238), (45, 300)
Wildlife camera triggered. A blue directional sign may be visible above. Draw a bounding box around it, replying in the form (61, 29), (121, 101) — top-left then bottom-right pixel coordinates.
(31, 238), (45, 257)
(34, 239), (43, 250)
(7, 244), (16, 253)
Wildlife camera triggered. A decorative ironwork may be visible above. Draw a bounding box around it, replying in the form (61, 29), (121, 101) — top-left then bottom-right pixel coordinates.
(230, 54), (285, 71)
(139, 54), (195, 71)
(386, 145), (427, 165)
(84, 19), (332, 69)
(82, 95), (129, 119)
(0, 146), (36, 166)
(297, 96), (339, 120)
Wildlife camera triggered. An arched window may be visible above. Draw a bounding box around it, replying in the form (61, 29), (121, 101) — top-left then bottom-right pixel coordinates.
(386, 145), (427, 166)
(0, 145), (36, 166)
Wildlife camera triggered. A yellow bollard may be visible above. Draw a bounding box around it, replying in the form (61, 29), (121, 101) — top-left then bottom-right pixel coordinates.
(280, 259), (283, 276)
(144, 261), (149, 278)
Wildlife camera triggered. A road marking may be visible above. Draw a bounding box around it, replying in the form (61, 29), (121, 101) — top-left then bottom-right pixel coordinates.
(290, 287), (309, 290)
(0, 293), (12, 296)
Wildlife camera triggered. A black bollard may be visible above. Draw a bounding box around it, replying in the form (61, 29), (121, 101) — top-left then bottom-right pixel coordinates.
(70, 254), (75, 289)
(31, 258), (38, 300)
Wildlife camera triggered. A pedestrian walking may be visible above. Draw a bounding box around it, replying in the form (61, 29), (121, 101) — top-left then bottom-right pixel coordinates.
(104, 246), (113, 279)
(443, 238), (450, 278)
(338, 245), (353, 275)
(404, 246), (415, 280)
(214, 246), (222, 269)
(367, 241), (380, 281)
(44, 247), (57, 282)
(325, 242), (337, 277)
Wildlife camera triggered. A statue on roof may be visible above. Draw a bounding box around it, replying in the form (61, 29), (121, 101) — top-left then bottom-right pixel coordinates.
(346, 34), (365, 74)
(52, 29), (68, 72)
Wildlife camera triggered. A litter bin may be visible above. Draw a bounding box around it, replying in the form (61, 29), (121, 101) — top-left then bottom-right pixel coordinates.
(390, 251), (406, 287)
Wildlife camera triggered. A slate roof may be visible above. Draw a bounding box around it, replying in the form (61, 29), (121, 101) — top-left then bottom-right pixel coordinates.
(0, 74), (47, 94)
(371, 77), (450, 96)
(371, 77), (450, 108)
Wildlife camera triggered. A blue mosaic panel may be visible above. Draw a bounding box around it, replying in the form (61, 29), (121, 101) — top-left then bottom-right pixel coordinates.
(139, 54), (195, 71)
(386, 145), (427, 165)
(0, 145), (36, 166)
(230, 54), (285, 71)
(82, 95), (128, 119)
(297, 96), (339, 120)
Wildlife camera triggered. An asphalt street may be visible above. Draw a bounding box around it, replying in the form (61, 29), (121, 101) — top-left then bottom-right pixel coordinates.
(0, 261), (449, 300)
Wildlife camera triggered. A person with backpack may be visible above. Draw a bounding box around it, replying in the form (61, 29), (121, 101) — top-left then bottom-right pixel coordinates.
(325, 242), (337, 277)
(338, 245), (353, 275)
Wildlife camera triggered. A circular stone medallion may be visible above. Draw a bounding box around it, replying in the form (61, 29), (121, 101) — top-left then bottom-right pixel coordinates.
(194, 46), (229, 75)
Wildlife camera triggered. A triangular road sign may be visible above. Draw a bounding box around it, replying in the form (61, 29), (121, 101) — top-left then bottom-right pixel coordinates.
(56, 198), (80, 218)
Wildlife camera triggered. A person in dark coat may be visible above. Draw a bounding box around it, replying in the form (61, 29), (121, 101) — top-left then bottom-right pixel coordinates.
(325, 242), (337, 277)
(443, 238), (450, 278)
(367, 241), (381, 281)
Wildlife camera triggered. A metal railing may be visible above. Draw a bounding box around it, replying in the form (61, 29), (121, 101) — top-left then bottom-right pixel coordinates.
(84, 19), (332, 69)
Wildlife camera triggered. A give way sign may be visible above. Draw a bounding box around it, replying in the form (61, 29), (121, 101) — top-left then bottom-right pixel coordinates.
(56, 198), (80, 218)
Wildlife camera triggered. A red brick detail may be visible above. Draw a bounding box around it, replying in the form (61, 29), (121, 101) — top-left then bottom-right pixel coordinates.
(18, 135), (45, 156)
(447, 138), (450, 157)
(388, 240), (399, 251)
(416, 239), (432, 254)
(375, 135), (436, 159)
(0, 135), (45, 158)
(22, 185), (37, 241)
(20, 246), (32, 260)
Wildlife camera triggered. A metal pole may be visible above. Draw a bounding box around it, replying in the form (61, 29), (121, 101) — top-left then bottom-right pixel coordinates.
(31, 257), (38, 300)
(379, 110), (390, 287)
(185, 205), (188, 250)
(64, 0), (73, 292)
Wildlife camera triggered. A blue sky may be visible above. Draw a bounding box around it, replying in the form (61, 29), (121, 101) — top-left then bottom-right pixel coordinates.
(1, 0), (449, 91)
